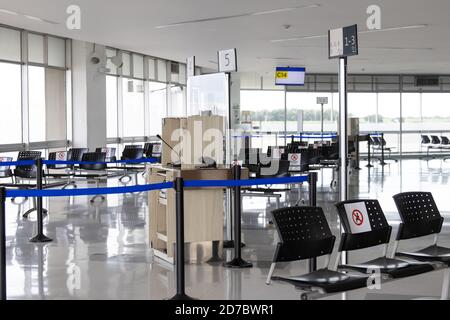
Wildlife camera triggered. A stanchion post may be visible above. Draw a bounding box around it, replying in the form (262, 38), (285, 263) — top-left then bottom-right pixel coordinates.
(0, 187), (6, 300)
(366, 134), (373, 168)
(381, 133), (386, 166)
(30, 158), (52, 243)
(170, 177), (195, 300)
(224, 165), (252, 268)
(308, 172), (318, 272)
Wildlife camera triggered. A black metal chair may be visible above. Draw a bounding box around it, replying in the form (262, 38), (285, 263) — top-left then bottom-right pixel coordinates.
(95, 147), (117, 162)
(76, 152), (108, 203)
(335, 199), (433, 279)
(121, 145), (144, 160)
(267, 206), (369, 299)
(392, 192), (450, 266)
(431, 135), (441, 145)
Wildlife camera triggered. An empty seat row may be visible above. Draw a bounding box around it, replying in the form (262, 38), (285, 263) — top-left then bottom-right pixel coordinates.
(267, 192), (450, 299)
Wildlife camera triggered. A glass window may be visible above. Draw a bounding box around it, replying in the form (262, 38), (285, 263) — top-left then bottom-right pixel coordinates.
(179, 64), (187, 85)
(348, 93), (377, 132)
(149, 82), (167, 136)
(106, 76), (118, 138)
(0, 27), (21, 62)
(28, 66), (46, 142)
(132, 54), (144, 79)
(287, 92), (335, 132)
(157, 59), (167, 82)
(47, 36), (66, 67)
(169, 85), (185, 117)
(402, 93), (421, 153)
(121, 52), (131, 77)
(148, 58), (156, 80)
(45, 68), (66, 140)
(28, 33), (45, 64)
(0, 62), (22, 144)
(122, 78), (144, 137)
(377, 93), (400, 151)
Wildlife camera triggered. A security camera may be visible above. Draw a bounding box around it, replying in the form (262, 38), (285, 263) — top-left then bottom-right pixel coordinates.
(90, 54), (101, 64)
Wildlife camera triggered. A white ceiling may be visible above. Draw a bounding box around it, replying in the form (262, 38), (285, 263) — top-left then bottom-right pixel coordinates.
(0, 0), (449, 75)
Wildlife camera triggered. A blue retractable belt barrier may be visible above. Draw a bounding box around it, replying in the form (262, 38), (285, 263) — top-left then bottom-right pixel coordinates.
(43, 158), (158, 166)
(0, 158), (158, 167)
(3, 176), (308, 198)
(184, 175), (308, 188)
(369, 133), (382, 137)
(0, 160), (36, 167)
(5, 182), (173, 198)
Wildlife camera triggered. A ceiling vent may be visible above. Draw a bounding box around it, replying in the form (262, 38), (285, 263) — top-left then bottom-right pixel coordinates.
(415, 76), (440, 87)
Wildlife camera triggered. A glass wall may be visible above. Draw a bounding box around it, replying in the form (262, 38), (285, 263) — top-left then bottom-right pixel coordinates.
(0, 62), (22, 144)
(149, 82), (167, 136)
(0, 26), (69, 152)
(106, 76), (118, 138)
(122, 79), (145, 137)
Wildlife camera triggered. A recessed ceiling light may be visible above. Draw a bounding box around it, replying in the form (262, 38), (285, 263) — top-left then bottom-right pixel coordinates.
(0, 8), (19, 15)
(0, 7), (58, 24)
(271, 24), (428, 43)
(155, 4), (320, 29)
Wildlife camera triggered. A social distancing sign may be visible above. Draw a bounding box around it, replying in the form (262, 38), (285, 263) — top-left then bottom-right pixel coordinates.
(343, 202), (372, 234)
(288, 153), (301, 171)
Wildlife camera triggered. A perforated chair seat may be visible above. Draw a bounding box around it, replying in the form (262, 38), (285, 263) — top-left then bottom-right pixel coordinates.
(339, 256), (434, 279)
(273, 269), (369, 294)
(396, 245), (450, 266)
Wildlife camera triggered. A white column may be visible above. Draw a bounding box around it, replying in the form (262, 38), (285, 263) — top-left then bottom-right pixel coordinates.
(71, 40), (107, 150)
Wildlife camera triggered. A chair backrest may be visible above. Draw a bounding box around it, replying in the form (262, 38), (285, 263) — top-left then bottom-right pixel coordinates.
(393, 192), (444, 240)
(0, 157), (13, 177)
(15, 151), (42, 178)
(441, 136), (450, 145)
(421, 135), (431, 144)
(95, 147), (116, 161)
(335, 200), (392, 252)
(80, 152), (106, 170)
(121, 146), (144, 160)
(47, 151), (69, 169)
(271, 206), (336, 262)
(68, 148), (88, 162)
(431, 135), (441, 144)
(372, 137), (381, 146)
(143, 143), (162, 158)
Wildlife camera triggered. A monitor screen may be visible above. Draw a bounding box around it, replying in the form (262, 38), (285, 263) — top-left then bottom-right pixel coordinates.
(275, 67), (305, 86)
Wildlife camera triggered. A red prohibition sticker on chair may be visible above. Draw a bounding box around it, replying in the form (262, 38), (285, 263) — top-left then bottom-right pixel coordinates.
(352, 209), (364, 226)
(344, 202), (372, 234)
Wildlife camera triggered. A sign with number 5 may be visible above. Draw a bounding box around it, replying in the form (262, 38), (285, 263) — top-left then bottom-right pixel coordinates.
(218, 48), (237, 72)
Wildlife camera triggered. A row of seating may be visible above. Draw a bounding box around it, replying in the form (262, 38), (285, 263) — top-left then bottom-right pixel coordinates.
(267, 192), (450, 299)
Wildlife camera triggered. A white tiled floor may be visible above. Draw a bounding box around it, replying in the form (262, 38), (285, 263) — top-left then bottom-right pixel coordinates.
(3, 159), (450, 299)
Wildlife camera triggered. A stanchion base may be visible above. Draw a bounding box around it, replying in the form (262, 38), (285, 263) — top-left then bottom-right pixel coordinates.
(223, 258), (253, 269)
(366, 164), (374, 168)
(29, 234), (53, 243)
(354, 167), (362, 170)
(380, 162), (387, 166)
(206, 256), (223, 264)
(169, 293), (198, 300)
(223, 240), (245, 249)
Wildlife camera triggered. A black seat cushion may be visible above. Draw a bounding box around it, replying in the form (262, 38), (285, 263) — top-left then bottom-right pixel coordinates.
(396, 245), (450, 266)
(339, 257), (434, 279)
(272, 269), (368, 294)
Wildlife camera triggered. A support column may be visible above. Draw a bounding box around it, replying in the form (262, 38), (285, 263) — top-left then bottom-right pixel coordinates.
(71, 41), (107, 150)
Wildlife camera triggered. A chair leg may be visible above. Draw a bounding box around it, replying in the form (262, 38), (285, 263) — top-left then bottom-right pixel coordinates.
(441, 268), (450, 300)
(266, 262), (276, 285)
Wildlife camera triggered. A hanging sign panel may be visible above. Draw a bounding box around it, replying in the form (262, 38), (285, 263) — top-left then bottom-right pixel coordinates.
(328, 24), (358, 59)
(317, 97), (329, 105)
(275, 67), (305, 86)
(218, 48), (237, 72)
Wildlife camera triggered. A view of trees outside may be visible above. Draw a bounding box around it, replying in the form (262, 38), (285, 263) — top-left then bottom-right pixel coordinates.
(240, 90), (450, 153)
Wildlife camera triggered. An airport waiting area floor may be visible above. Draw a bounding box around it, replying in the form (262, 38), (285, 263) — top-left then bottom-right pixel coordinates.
(3, 159), (450, 300)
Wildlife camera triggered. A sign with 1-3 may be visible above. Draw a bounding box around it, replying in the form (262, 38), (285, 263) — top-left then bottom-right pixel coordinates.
(218, 48), (237, 72)
(328, 24), (358, 59)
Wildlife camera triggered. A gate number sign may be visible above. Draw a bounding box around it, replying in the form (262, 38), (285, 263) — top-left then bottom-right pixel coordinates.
(218, 48), (237, 72)
(328, 24), (358, 59)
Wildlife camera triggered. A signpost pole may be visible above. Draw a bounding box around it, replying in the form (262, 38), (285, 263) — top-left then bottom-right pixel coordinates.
(338, 56), (349, 265)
